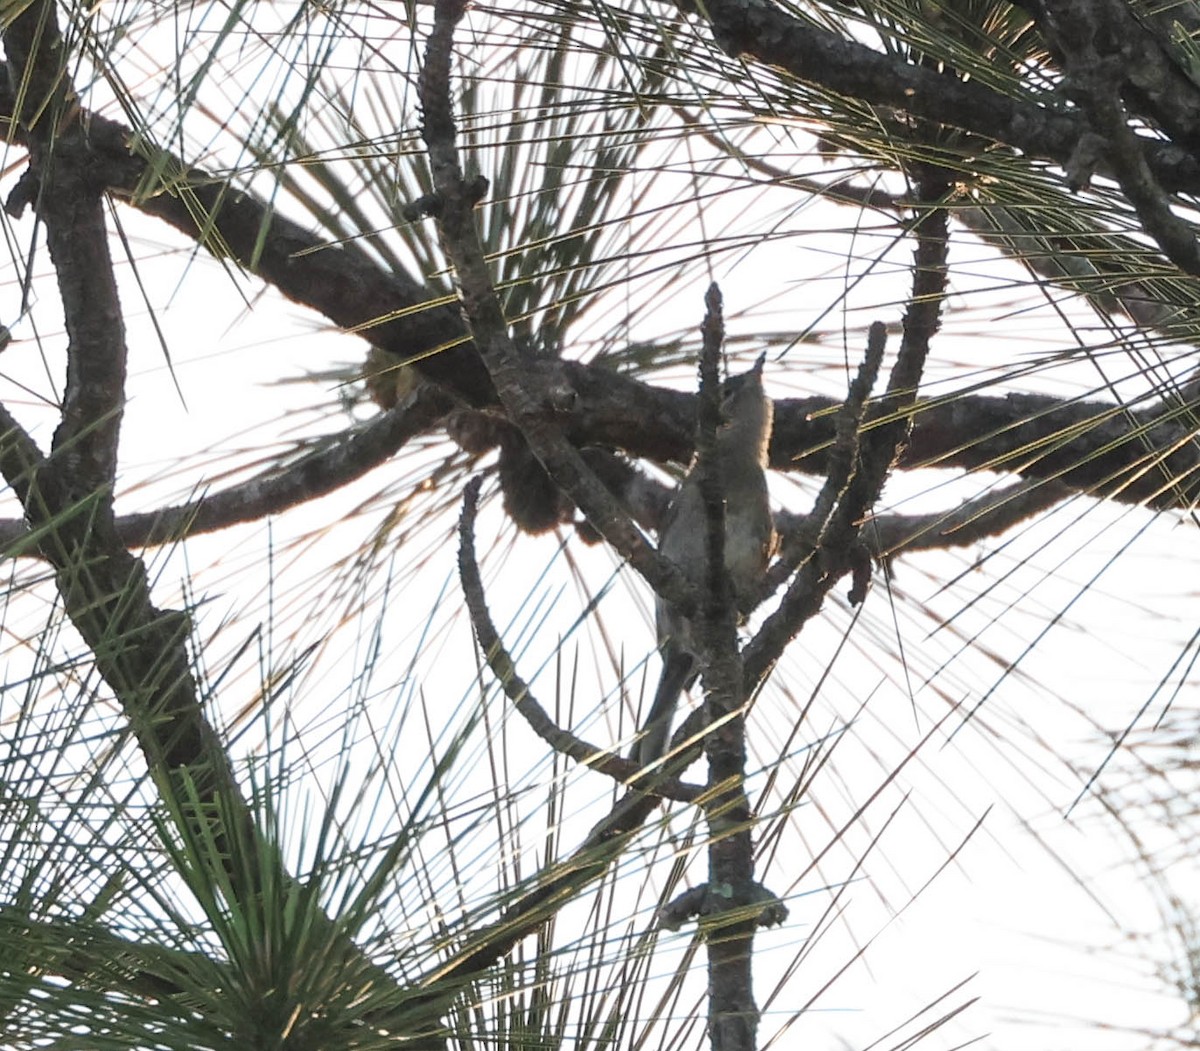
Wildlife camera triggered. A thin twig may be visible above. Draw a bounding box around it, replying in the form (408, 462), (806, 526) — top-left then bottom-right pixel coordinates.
(763, 320), (888, 599)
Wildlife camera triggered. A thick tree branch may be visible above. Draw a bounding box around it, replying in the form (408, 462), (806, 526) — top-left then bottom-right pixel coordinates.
(1, 3), (239, 803)
(1024, 0), (1200, 155)
(4, 5), (124, 510)
(0, 379), (1185, 560)
(1038, 0), (1200, 277)
(0, 391), (1089, 563)
(694, 0), (1200, 194)
(0, 60), (1187, 528)
(0, 11), (414, 1039)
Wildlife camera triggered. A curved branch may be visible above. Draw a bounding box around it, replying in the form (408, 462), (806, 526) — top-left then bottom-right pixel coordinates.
(747, 171), (953, 690)
(457, 476), (702, 801)
(5, 6), (126, 511)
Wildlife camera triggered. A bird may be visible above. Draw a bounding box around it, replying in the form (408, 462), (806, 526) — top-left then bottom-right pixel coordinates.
(633, 355), (775, 766)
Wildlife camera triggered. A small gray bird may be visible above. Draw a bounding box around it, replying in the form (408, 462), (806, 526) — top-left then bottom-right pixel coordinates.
(634, 356), (775, 766)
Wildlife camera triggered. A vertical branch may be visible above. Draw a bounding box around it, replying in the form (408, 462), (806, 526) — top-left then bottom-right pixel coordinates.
(696, 285), (729, 616)
(695, 285), (759, 1051)
(647, 289), (786, 1051)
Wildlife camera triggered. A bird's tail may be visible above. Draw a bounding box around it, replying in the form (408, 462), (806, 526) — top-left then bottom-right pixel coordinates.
(632, 646), (696, 765)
